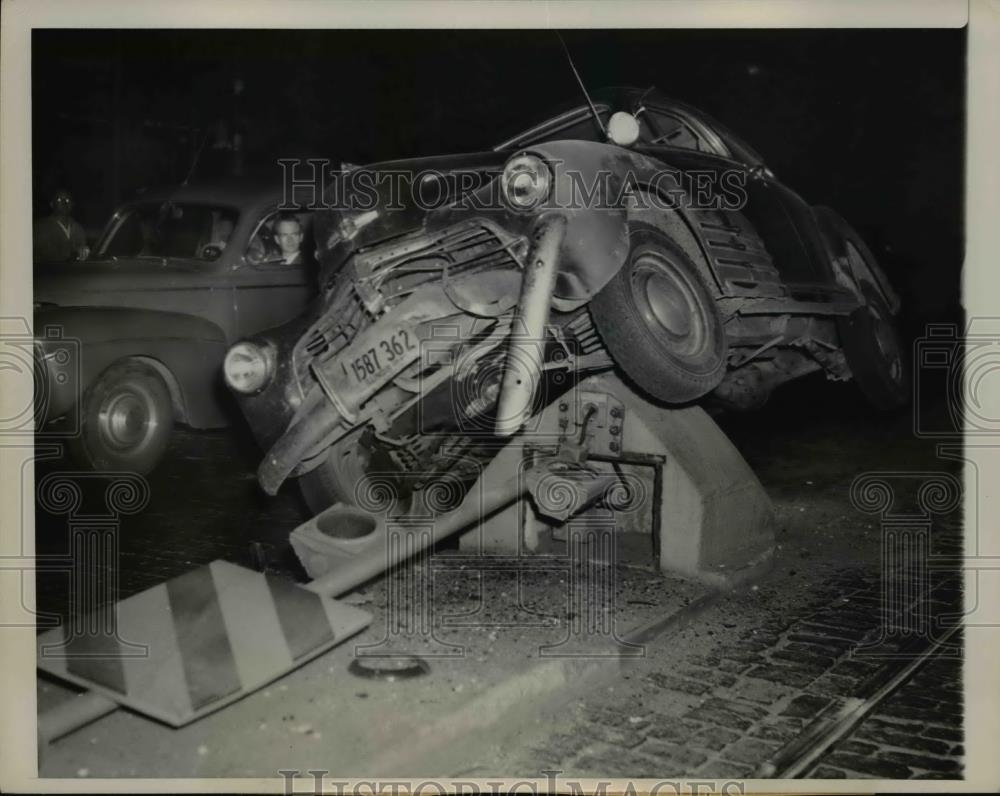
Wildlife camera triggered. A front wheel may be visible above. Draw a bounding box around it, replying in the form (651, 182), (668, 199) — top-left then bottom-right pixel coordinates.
(69, 361), (174, 473)
(589, 223), (727, 404)
(298, 427), (373, 515)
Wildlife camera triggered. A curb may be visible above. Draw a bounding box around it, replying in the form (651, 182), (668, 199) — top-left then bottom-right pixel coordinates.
(370, 589), (731, 775)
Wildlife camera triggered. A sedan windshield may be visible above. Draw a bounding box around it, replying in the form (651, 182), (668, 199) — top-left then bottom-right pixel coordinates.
(99, 202), (239, 260)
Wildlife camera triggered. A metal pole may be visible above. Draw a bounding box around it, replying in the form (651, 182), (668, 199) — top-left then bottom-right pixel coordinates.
(496, 214), (567, 436)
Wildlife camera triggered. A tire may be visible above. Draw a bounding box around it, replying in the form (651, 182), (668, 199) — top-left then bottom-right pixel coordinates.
(838, 284), (910, 411)
(69, 361), (174, 473)
(298, 428), (371, 514)
(590, 223), (727, 404)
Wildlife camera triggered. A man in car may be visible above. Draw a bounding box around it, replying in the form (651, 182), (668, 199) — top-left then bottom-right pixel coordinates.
(273, 213), (304, 265)
(33, 189), (89, 263)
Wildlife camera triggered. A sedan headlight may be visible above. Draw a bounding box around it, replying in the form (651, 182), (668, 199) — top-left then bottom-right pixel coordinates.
(500, 153), (552, 211)
(224, 341), (274, 395)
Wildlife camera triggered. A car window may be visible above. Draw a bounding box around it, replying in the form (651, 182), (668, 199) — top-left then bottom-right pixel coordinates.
(638, 108), (730, 157)
(639, 100), (767, 166)
(100, 202), (239, 261)
(246, 210), (313, 267)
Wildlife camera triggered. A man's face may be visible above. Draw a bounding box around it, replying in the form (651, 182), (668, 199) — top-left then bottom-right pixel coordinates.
(52, 192), (73, 218)
(274, 219), (303, 257)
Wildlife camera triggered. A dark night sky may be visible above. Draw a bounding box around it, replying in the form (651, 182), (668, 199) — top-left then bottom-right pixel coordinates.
(32, 28), (965, 327)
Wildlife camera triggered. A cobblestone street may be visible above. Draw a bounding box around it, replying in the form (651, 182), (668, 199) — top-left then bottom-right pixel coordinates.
(486, 567), (963, 779)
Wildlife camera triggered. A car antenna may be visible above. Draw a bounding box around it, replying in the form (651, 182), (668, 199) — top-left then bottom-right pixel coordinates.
(555, 31), (607, 138)
(182, 129), (212, 186)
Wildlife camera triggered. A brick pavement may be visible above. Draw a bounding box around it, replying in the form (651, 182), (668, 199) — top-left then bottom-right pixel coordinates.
(504, 559), (963, 780)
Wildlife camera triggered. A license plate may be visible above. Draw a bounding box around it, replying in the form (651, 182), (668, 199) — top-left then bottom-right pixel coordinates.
(339, 327), (419, 386)
(310, 282), (461, 420)
(311, 319), (424, 418)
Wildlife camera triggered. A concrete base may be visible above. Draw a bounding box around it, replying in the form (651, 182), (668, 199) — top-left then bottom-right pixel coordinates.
(459, 373), (775, 587)
(290, 503), (390, 582)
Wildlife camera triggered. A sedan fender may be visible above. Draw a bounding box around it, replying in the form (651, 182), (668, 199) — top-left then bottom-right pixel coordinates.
(526, 141), (742, 305)
(813, 205), (901, 314)
(34, 306), (231, 429)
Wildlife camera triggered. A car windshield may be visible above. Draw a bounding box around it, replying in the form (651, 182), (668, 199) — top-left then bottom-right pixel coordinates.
(99, 201), (240, 260)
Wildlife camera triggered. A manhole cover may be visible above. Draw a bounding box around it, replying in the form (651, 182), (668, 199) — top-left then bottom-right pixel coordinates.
(348, 655), (430, 680)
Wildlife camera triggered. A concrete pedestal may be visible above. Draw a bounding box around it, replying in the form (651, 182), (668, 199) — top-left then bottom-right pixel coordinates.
(458, 373), (775, 588)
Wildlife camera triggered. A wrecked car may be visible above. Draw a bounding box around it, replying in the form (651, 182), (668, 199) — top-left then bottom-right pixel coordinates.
(224, 87), (906, 512)
(34, 179), (317, 473)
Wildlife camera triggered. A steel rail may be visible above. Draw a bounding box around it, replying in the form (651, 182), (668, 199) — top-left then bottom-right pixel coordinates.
(753, 622), (961, 778)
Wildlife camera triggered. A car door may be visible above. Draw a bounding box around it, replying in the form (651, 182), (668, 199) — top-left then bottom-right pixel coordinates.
(230, 209), (316, 338)
(51, 200), (242, 336)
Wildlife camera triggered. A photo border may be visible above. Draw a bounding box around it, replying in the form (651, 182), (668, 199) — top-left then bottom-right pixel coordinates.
(1, 0), (993, 792)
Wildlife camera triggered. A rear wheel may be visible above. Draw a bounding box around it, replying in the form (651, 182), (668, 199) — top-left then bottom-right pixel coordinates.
(590, 224), (726, 404)
(839, 284), (909, 410)
(70, 361), (174, 473)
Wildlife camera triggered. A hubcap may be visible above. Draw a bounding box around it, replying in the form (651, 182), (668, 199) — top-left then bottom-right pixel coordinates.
(98, 385), (159, 454)
(631, 251), (706, 358)
(644, 272), (693, 337)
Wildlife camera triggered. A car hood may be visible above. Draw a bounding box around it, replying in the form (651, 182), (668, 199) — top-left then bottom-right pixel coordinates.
(315, 150), (511, 283)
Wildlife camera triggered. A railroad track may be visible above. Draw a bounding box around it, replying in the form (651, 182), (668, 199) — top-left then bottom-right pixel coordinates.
(754, 623), (962, 778)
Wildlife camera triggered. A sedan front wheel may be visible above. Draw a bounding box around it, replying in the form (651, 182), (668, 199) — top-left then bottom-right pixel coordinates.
(70, 361), (175, 473)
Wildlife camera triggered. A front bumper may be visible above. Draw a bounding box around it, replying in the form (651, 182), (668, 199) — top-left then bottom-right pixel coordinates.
(32, 333), (81, 427)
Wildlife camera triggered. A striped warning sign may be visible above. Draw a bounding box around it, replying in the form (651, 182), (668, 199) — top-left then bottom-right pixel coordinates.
(36, 560), (372, 726)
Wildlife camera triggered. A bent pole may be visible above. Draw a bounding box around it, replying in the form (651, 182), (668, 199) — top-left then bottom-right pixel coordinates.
(495, 213), (567, 436)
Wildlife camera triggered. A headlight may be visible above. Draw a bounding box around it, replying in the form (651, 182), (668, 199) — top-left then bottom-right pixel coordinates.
(224, 341), (274, 395)
(500, 153), (552, 211)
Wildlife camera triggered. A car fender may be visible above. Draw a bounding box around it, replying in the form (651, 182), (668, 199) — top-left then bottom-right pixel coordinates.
(34, 306), (231, 428)
(813, 206), (901, 314)
(527, 141), (633, 303)
(529, 141), (764, 304)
